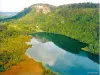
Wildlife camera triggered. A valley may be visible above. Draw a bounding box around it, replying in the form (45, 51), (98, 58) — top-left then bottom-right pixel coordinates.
(0, 2), (99, 75)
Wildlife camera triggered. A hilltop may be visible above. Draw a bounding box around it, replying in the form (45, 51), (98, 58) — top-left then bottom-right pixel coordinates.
(0, 2), (99, 21)
(0, 2), (99, 54)
(0, 2), (99, 73)
(30, 3), (55, 14)
(0, 3), (55, 21)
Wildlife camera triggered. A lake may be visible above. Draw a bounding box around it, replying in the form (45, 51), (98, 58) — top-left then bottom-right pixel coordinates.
(26, 32), (99, 75)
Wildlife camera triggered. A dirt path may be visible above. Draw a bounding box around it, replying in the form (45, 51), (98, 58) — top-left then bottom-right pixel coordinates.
(0, 56), (44, 75)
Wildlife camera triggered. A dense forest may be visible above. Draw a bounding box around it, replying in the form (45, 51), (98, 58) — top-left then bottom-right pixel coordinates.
(40, 7), (99, 54)
(0, 2), (99, 74)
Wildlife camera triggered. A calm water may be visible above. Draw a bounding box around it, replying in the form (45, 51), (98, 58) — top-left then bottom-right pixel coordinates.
(26, 32), (99, 75)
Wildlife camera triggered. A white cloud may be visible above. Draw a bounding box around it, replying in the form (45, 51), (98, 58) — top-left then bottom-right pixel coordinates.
(0, 0), (99, 12)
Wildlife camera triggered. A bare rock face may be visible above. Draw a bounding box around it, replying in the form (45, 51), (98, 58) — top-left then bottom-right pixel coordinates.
(31, 4), (54, 14)
(34, 5), (51, 14)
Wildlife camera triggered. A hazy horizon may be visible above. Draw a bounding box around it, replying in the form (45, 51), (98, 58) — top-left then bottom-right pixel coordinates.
(0, 0), (99, 12)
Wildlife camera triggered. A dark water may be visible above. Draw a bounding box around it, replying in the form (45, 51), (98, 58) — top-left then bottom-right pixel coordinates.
(26, 32), (99, 75)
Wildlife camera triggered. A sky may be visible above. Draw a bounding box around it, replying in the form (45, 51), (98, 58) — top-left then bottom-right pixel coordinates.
(0, 0), (99, 12)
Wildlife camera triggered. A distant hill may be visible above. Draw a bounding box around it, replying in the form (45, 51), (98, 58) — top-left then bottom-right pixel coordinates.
(0, 2), (99, 54)
(0, 3), (55, 21)
(0, 12), (18, 19)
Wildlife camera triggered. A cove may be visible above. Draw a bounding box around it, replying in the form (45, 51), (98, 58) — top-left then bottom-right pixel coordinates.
(26, 32), (99, 75)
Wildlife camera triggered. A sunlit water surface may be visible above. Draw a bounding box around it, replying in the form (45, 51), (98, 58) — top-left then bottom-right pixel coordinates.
(26, 32), (99, 75)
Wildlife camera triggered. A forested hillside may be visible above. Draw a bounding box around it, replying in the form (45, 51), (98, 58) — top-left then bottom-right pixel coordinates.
(40, 7), (99, 54)
(0, 2), (99, 73)
(0, 3), (99, 54)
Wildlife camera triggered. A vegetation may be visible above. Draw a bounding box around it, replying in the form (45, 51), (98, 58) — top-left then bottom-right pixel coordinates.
(0, 2), (99, 74)
(59, 2), (99, 8)
(0, 20), (56, 75)
(0, 8), (31, 21)
(40, 7), (99, 54)
(42, 68), (60, 75)
(0, 23), (32, 71)
(25, 2), (99, 54)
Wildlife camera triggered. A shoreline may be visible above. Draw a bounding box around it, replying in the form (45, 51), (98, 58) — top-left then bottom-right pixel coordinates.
(0, 35), (45, 75)
(0, 55), (45, 75)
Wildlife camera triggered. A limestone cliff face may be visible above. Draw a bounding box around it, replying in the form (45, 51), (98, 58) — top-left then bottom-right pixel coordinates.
(34, 5), (50, 14)
(31, 4), (55, 14)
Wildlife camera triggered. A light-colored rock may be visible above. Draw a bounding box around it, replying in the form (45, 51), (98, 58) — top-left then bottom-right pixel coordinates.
(32, 4), (51, 14)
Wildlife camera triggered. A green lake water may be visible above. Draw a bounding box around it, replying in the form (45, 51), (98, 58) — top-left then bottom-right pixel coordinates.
(26, 32), (99, 75)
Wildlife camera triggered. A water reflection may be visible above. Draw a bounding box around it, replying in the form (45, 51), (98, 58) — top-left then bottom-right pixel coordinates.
(32, 32), (99, 63)
(26, 38), (66, 66)
(26, 32), (99, 75)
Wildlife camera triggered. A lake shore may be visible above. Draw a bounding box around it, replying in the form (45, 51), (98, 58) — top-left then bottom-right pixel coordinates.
(0, 55), (44, 75)
(0, 35), (45, 75)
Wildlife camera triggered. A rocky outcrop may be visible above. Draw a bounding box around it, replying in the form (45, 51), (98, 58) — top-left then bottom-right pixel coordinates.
(31, 4), (55, 14)
(34, 5), (50, 14)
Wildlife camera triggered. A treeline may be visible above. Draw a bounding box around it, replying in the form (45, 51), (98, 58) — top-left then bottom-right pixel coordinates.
(33, 3), (99, 54)
(1, 3), (99, 54)
(59, 2), (100, 8)
(0, 7), (32, 22)
(0, 2), (99, 73)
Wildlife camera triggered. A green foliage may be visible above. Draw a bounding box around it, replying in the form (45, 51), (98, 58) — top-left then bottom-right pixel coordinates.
(59, 2), (99, 8)
(1, 3), (99, 55)
(0, 51), (21, 71)
(42, 68), (60, 75)
(0, 7), (32, 21)
(0, 23), (32, 72)
(0, 2), (99, 72)
(39, 8), (99, 54)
